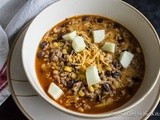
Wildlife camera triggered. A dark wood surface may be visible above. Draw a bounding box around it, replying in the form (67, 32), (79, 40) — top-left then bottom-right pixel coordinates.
(0, 0), (159, 120)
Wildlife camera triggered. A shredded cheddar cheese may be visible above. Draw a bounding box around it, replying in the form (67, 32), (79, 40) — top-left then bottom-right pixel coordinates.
(67, 31), (112, 72)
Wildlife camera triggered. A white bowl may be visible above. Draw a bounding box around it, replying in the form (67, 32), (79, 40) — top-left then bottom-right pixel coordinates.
(22, 0), (160, 118)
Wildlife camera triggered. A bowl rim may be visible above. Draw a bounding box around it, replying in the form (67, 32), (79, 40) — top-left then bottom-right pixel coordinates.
(22, 0), (160, 118)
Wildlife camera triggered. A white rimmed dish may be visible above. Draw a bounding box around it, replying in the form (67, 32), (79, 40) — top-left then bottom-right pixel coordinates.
(22, 0), (160, 118)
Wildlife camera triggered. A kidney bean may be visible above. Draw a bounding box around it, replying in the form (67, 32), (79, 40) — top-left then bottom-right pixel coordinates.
(40, 41), (47, 49)
(37, 51), (45, 58)
(57, 32), (63, 40)
(82, 16), (88, 21)
(66, 79), (75, 89)
(101, 84), (110, 92)
(96, 18), (104, 23)
(112, 60), (122, 69)
(111, 71), (120, 78)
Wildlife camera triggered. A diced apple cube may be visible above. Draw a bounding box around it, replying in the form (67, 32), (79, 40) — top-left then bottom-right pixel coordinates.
(101, 42), (116, 53)
(62, 31), (77, 41)
(119, 51), (134, 68)
(86, 66), (101, 86)
(48, 82), (63, 100)
(92, 29), (105, 43)
(72, 36), (86, 52)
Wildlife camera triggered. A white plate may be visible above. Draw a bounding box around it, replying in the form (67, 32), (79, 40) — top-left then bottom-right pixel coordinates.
(7, 24), (160, 120)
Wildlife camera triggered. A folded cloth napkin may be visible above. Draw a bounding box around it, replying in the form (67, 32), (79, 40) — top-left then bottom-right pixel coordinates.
(0, 0), (58, 105)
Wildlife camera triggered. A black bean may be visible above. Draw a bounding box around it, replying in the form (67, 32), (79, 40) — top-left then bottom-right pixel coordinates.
(49, 51), (53, 58)
(57, 32), (63, 40)
(131, 77), (141, 84)
(112, 60), (122, 69)
(79, 82), (85, 88)
(105, 71), (111, 77)
(66, 80), (74, 89)
(82, 16), (88, 21)
(96, 18), (104, 23)
(114, 22), (121, 28)
(37, 51), (45, 58)
(101, 84), (110, 92)
(111, 71), (120, 78)
(61, 22), (68, 27)
(40, 41), (47, 49)
(96, 94), (102, 102)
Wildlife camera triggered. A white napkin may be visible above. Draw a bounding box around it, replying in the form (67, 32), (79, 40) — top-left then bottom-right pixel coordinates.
(0, 0), (58, 105)
(0, 26), (9, 105)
